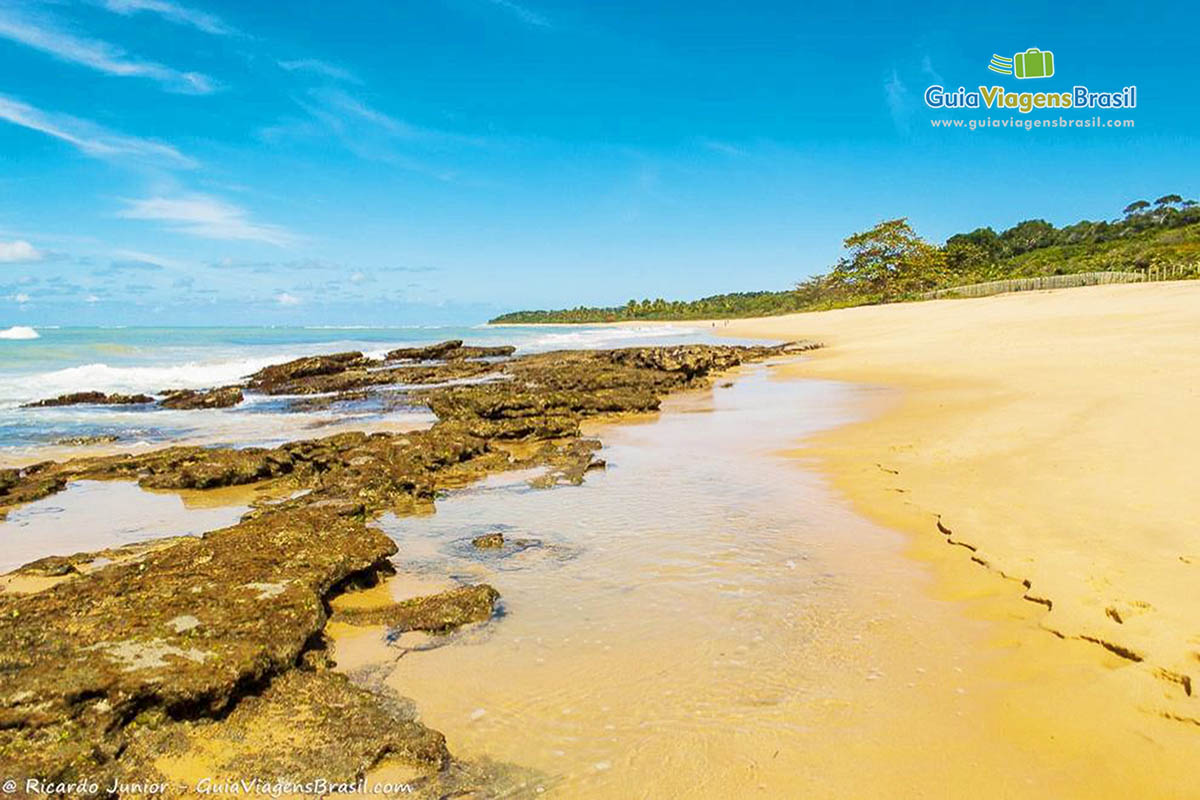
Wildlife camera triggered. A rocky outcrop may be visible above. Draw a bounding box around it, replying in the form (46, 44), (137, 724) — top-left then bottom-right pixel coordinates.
(443, 344), (517, 359)
(0, 507), (395, 782)
(159, 385), (244, 410)
(333, 584), (500, 632)
(0, 463), (66, 519)
(118, 670), (451, 787)
(0, 339), (812, 787)
(384, 340), (465, 361)
(384, 340), (516, 362)
(54, 435), (120, 446)
(22, 391), (154, 408)
(243, 351), (370, 393)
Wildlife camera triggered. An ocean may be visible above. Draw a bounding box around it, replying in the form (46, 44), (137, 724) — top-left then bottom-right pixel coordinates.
(0, 323), (747, 460)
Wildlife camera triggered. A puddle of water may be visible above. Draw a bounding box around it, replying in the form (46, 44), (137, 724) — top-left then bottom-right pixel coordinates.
(328, 365), (1196, 799)
(0, 480), (253, 572)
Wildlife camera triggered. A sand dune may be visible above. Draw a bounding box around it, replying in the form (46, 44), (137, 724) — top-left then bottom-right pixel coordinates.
(721, 281), (1200, 722)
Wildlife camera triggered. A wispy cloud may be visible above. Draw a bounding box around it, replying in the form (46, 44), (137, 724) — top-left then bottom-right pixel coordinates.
(884, 68), (911, 134)
(0, 93), (196, 167)
(0, 240), (43, 263)
(278, 58), (359, 84)
(698, 138), (747, 157)
(93, 257), (165, 276)
(0, 7), (216, 93)
(98, 0), (236, 36)
(484, 0), (550, 28)
(921, 54), (943, 84)
(276, 291), (301, 306)
(306, 88), (428, 138)
(117, 194), (297, 247)
(263, 88), (484, 179)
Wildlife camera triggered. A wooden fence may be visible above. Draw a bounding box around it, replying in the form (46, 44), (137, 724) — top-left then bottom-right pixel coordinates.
(919, 269), (1196, 300)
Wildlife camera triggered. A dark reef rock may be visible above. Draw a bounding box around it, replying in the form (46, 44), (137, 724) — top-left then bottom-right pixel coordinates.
(472, 532), (505, 548)
(443, 344), (517, 359)
(0, 507), (396, 782)
(384, 339), (465, 361)
(54, 434), (120, 446)
(117, 669), (451, 785)
(0, 339), (815, 786)
(334, 584), (500, 633)
(22, 391), (154, 408)
(159, 385), (244, 410)
(385, 340), (516, 362)
(0, 464), (67, 518)
(243, 351), (370, 393)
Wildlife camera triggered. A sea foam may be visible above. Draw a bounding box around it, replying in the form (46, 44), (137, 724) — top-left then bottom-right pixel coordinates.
(0, 326), (38, 340)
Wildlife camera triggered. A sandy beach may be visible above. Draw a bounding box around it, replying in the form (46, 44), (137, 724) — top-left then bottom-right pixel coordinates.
(716, 281), (1200, 725)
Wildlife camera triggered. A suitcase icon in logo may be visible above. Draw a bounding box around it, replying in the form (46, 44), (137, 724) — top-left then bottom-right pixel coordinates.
(1013, 48), (1054, 79)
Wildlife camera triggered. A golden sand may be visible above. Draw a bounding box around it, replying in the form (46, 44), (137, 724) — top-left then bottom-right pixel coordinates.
(327, 361), (1197, 798)
(717, 281), (1200, 726)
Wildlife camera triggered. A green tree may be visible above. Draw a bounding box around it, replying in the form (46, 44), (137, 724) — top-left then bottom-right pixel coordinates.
(1155, 194), (1184, 207)
(829, 218), (945, 301)
(998, 219), (1058, 256)
(1123, 200), (1151, 215)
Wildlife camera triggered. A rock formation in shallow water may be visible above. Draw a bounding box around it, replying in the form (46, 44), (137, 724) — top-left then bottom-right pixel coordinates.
(159, 385), (244, 410)
(22, 391), (154, 408)
(334, 584), (500, 632)
(0, 340), (820, 789)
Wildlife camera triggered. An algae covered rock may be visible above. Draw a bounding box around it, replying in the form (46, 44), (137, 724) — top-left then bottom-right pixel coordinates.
(159, 385), (244, 410)
(53, 434), (121, 446)
(22, 391), (154, 408)
(472, 532), (505, 548)
(244, 351), (370, 393)
(0, 507), (397, 781)
(117, 670), (450, 790)
(384, 339), (465, 361)
(335, 584), (500, 633)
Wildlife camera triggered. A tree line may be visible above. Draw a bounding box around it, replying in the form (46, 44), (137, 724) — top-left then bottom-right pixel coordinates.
(490, 193), (1200, 323)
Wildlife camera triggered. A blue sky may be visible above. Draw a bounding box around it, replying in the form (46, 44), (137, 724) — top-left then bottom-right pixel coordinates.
(0, 0), (1196, 325)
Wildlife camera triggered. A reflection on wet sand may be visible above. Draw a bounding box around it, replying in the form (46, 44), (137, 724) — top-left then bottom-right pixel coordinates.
(330, 365), (1196, 798)
(0, 480), (258, 573)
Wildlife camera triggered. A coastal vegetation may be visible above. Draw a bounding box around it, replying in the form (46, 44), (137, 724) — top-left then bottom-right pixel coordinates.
(489, 194), (1200, 323)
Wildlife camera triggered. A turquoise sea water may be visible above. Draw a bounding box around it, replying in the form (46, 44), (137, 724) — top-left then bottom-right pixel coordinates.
(0, 324), (746, 457)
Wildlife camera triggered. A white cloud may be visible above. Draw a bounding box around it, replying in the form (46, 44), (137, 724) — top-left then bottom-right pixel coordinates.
(484, 0), (550, 28)
(308, 88), (423, 138)
(99, 0), (236, 36)
(109, 249), (188, 269)
(276, 292), (301, 306)
(278, 58), (359, 83)
(117, 194), (297, 247)
(13, 292), (31, 303)
(884, 69), (911, 134)
(921, 55), (944, 84)
(0, 240), (43, 263)
(86, 294), (101, 303)
(0, 94), (196, 167)
(0, 8), (215, 93)
(698, 138), (747, 157)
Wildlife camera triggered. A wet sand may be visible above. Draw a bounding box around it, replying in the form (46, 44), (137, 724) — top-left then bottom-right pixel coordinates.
(0, 480), (257, 573)
(327, 363), (1196, 798)
(5, 314), (1197, 795)
(710, 284), (1200, 729)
